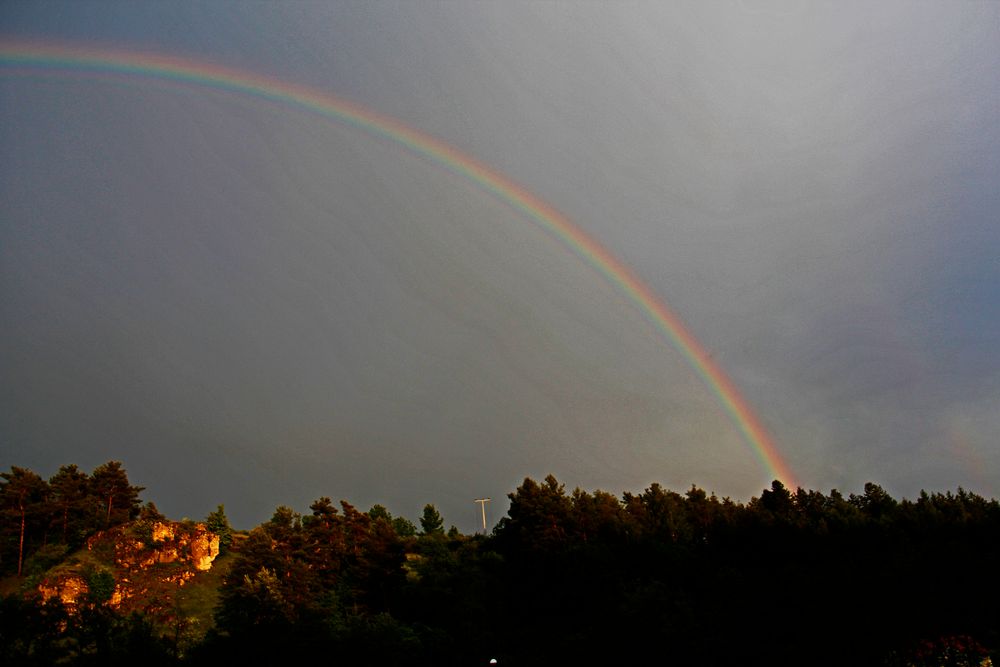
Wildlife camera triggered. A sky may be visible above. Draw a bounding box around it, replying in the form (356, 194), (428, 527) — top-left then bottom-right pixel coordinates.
(2, 1), (999, 530)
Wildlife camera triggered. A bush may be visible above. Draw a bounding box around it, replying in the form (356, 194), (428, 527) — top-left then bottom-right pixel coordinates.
(84, 567), (116, 605)
(22, 544), (71, 578)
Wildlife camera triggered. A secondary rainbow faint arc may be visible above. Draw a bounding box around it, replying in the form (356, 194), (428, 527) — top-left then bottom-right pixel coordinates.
(0, 40), (799, 488)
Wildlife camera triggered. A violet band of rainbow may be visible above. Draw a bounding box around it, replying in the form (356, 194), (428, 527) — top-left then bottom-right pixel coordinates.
(0, 40), (799, 488)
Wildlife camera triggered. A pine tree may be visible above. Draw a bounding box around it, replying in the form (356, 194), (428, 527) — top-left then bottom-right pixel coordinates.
(419, 504), (444, 535)
(205, 504), (233, 552)
(1, 467), (49, 576)
(48, 465), (90, 545)
(89, 461), (143, 528)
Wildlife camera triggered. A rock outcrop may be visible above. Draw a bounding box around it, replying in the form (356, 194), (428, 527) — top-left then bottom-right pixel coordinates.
(188, 526), (220, 571)
(37, 573), (89, 607)
(97, 521), (220, 573)
(38, 519), (220, 611)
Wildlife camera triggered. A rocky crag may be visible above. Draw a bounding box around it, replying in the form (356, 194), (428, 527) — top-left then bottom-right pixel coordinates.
(37, 520), (220, 612)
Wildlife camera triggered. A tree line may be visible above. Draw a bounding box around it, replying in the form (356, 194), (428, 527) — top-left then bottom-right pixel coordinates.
(0, 462), (144, 577)
(2, 463), (998, 665)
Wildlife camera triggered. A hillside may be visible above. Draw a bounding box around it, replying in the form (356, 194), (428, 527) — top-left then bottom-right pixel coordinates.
(3, 464), (999, 666)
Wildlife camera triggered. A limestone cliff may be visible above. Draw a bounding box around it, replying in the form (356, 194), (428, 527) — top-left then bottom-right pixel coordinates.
(37, 520), (220, 611)
(37, 573), (88, 607)
(106, 521), (220, 572)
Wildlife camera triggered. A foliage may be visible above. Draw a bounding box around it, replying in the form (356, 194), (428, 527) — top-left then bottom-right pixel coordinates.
(392, 516), (417, 537)
(203, 505), (232, 552)
(21, 544), (70, 579)
(128, 502), (166, 546)
(90, 461), (144, 528)
(0, 467), (49, 577)
(48, 465), (91, 547)
(0, 592), (69, 666)
(0, 461), (145, 577)
(138, 501), (165, 523)
(890, 635), (994, 667)
(364, 504), (418, 537)
(419, 504), (445, 536)
(83, 567), (116, 606)
(0, 593), (171, 665)
(3, 462), (999, 665)
(368, 504), (391, 522)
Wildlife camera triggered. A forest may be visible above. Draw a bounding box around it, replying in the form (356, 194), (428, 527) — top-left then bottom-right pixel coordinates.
(1, 462), (997, 666)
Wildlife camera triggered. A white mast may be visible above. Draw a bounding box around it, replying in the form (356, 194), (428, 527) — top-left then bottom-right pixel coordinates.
(474, 497), (491, 533)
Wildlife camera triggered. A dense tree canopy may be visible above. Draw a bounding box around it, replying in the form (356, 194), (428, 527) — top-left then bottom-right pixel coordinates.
(2, 464), (998, 665)
(0, 461), (145, 578)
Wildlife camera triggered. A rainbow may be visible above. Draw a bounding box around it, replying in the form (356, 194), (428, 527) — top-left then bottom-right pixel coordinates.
(0, 39), (798, 488)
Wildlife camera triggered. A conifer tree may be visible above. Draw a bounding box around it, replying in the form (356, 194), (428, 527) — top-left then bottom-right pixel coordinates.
(1, 467), (48, 576)
(89, 461), (143, 528)
(419, 504), (444, 536)
(48, 465), (89, 545)
(205, 504), (233, 552)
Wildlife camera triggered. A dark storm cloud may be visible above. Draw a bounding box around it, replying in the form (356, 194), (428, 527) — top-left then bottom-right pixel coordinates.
(3, 2), (999, 527)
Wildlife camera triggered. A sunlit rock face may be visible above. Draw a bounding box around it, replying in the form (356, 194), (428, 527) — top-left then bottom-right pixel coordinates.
(38, 520), (220, 610)
(37, 573), (89, 608)
(95, 521), (220, 572)
(188, 526), (220, 572)
(152, 522), (175, 543)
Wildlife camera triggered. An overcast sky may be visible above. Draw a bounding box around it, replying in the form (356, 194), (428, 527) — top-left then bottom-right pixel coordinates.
(2, 2), (999, 529)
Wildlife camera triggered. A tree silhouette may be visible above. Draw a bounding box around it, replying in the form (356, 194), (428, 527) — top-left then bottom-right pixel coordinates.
(419, 504), (444, 536)
(90, 461), (143, 528)
(1, 467), (48, 576)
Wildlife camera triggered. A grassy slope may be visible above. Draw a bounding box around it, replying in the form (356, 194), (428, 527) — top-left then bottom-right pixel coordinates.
(2, 539), (240, 647)
(170, 549), (236, 632)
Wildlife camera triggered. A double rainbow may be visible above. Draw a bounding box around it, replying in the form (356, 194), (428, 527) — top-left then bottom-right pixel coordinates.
(0, 40), (798, 488)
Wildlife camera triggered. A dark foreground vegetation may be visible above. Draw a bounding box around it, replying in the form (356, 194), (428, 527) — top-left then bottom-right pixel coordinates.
(2, 463), (998, 666)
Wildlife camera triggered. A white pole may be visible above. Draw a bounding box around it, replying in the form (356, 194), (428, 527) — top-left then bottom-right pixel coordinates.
(474, 498), (491, 533)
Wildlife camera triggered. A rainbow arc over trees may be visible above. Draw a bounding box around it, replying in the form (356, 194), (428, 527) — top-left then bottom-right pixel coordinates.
(0, 40), (798, 488)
